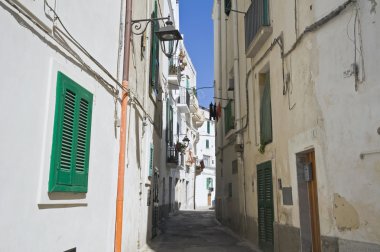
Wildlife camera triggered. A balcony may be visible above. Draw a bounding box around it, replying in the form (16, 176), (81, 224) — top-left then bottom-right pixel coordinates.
(189, 93), (199, 113)
(168, 57), (182, 89)
(177, 88), (190, 113)
(245, 0), (272, 58)
(167, 144), (179, 164)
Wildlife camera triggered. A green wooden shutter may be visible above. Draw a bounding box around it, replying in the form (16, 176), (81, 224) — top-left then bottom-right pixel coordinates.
(224, 0), (231, 16)
(169, 106), (173, 145)
(206, 140), (209, 149)
(207, 121), (210, 134)
(149, 144), (154, 177)
(49, 72), (93, 192)
(224, 100), (234, 134)
(150, 0), (160, 94)
(257, 161), (274, 249)
(260, 73), (272, 145)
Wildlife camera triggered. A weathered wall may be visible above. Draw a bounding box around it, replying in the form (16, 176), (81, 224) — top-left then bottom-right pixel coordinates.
(214, 0), (380, 250)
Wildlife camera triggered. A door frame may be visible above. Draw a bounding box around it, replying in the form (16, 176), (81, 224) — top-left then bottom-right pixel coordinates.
(296, 150), (321, 252)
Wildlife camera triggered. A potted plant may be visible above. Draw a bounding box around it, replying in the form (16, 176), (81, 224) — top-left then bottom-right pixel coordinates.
(175, 141), (187, 153)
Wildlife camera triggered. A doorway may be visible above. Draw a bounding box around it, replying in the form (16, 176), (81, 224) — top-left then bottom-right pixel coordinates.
(152, 171), (159, 238)
(296, 150), (321, 252)
(169, 176), (173, 213)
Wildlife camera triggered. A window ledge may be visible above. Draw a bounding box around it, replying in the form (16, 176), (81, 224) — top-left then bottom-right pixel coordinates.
(38, 192), (88, 207)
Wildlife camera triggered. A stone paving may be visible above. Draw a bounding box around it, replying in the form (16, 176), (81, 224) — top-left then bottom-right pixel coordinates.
(143, 210), (261, 252)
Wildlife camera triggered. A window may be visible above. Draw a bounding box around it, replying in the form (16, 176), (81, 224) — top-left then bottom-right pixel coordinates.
(206, 139), (209, 149)
(206, 178), (213, 189)
(166, 104), (173, 145)
(207, 121), (210, 134)
(224, 0), (231, 16)
(260, 72), (272, 146)
(228, 183), (232, 197)
(149, 0), (160, 95)
(203, 155), (211, 166)
(49, 72), (93, 192)
(232, 160), (238, 174)
(224, 100), (234, 134)
(149, 144), (154, 177)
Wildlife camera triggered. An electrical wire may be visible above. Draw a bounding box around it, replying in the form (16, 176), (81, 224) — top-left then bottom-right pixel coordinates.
(43, 0), (124, 93)
(4, 0), (121, 96)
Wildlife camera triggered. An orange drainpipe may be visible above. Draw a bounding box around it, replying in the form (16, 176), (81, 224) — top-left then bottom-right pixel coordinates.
(114, 0), (132, 251)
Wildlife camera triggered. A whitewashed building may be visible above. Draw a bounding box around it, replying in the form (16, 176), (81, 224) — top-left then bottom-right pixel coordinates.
(0, 0), (199, 251)
(195, 108), (216, 209)
(213, 0), (380, 251)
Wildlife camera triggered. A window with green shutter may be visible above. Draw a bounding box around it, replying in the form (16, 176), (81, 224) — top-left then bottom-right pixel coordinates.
(206, 178), (213, 189)
(166, 105), (173, 145)
(224, 100), (234, 135)
(149, 144), (154, 177)
(206, 140), (209, 149)
(207, 121), (210, 134)
(224, 0), (231, 16)
(150, 0), (160, 95)
(257, 161), (274, 250)
(49, 72), (93, 193)
(260, 72), (272, 146)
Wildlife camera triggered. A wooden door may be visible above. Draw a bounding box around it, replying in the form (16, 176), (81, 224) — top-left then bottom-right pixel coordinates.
(296, 150), (321, 252)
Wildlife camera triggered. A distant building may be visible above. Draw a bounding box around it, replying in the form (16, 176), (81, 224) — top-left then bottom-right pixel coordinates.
(195, 108), (216, 209)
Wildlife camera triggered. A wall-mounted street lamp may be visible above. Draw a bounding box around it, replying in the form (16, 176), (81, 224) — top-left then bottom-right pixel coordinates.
(131, 15), (182, 58)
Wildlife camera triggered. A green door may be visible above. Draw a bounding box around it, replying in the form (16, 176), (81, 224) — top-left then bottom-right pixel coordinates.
(257, 161), (274, 251)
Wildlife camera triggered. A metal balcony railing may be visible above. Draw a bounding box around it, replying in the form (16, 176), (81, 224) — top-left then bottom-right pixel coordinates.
(167, 144), (178, 164)
(244, 0), (270, 51)
(168, 57), (181, 84)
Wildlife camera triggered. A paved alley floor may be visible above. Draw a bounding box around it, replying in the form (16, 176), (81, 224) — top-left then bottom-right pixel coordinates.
(144, 210), (260, 252)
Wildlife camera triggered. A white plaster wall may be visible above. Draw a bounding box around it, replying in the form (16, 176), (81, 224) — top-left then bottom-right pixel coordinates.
(0, 1), (120, 251)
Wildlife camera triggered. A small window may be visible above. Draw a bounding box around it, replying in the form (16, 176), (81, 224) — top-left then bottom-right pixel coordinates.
(207, 121), (210, 134)
(232, 160), (238, 174)
(149, 144), (154, 177)
(228, 183), (232, 197)
(49, 72), (93, 193)
(224, 100), (234, 134)
(224, 0), (231, 16)
(206, 178), (213, 189)
(206, 140), (210, 149)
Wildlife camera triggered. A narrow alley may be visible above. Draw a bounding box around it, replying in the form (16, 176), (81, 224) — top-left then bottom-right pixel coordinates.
(145, 210), (259, 252)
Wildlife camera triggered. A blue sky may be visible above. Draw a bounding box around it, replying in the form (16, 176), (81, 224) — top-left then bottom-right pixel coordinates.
(179, 0), (214, 108)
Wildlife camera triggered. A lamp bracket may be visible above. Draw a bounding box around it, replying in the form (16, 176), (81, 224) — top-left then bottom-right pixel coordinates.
(131, 16), (170, 36)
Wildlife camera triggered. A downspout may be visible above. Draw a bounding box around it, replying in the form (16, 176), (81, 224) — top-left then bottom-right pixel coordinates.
(232, 0), (247, 230)
(115, 0), (132, 251)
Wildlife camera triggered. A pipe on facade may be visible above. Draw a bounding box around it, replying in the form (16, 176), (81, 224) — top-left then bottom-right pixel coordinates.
(114, 0), (132, 251)
(232, 0), (248, 231)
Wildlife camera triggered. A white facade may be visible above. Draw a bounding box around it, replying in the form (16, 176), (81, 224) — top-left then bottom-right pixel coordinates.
(0, 0), (200, 251)
(195, 108), (216, 209)
(0, 0), (121, 251)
